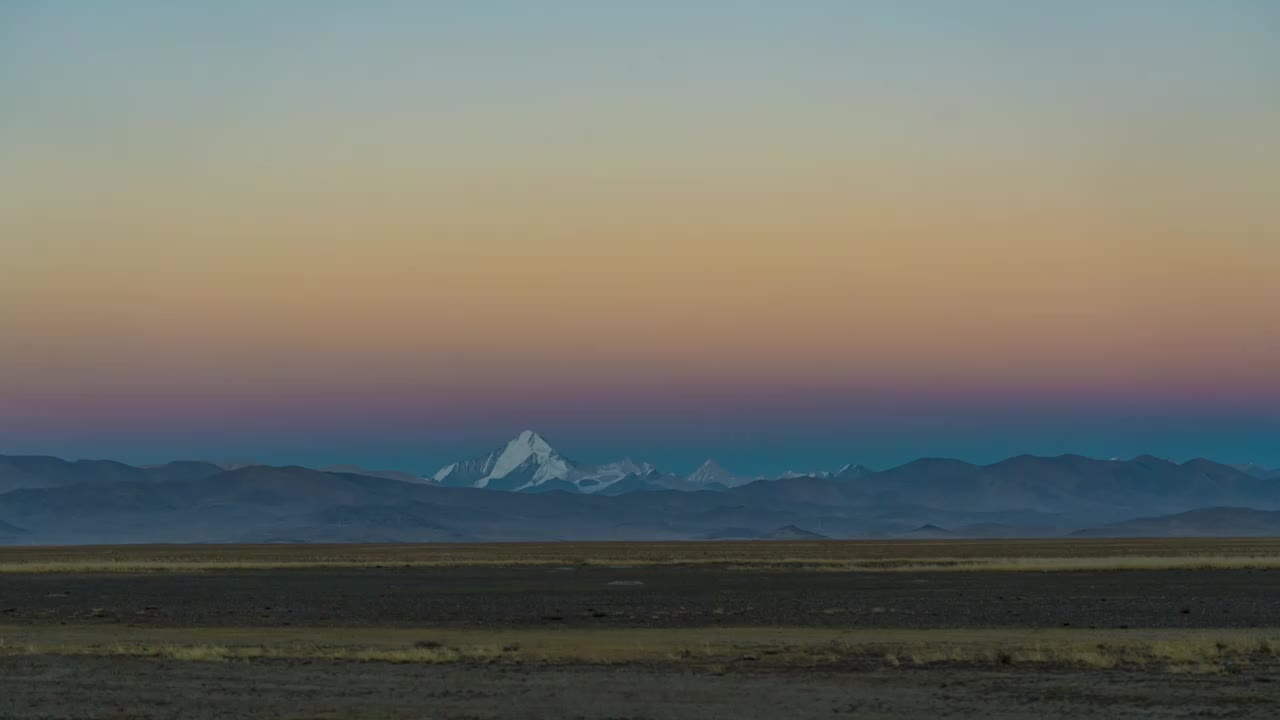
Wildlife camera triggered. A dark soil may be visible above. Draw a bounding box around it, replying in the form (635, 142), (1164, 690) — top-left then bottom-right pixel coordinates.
(2, 655), (1278, 720)
(2, 567), (1278, 629)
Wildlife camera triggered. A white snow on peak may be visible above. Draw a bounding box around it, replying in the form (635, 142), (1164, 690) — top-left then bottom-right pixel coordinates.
(482, 430), (571, 488)
(593, 458), (654, 479)
(688, 459), (729, 484)
(572, 459), (657, 493)
(430, 431), (667, 493)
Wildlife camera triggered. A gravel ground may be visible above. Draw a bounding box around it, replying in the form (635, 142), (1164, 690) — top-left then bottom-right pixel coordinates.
(4, 566), (1280, 718)
(2, 567), (1278, 630)
(1, 655), (1277, 720)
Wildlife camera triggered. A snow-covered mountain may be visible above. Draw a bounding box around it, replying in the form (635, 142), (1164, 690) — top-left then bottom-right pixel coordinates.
(1235, 464), (1280, 481)
(431, 431), (573, 492)
(597, 470), (719, 495)
(686, 459), (750, 488)
(429, 432), (867, 494)
(779, 469), (833, 480)
(429, 431), (658, 494)
(834, 463), (872, 481)
(768, 464), (871, 482)
(574, 459), (656, 493)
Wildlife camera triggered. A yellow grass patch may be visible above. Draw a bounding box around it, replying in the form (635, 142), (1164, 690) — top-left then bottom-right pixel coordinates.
(2, 538), (1279, 573)
(2, 625), (1277, 673)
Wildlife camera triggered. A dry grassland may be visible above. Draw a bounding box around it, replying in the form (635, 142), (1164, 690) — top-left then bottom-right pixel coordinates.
(3, 538), (1280, 573)
(3, 625), (1278, 674)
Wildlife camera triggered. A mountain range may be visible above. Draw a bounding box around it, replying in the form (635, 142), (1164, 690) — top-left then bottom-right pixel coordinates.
(1073, 507), (1280, 538)
(0, 455), (226, 494)
(1235, 464), (1280, 481)
(429, 430), (736, 493)
(1, 430), (1277, 544)
(431, 430), (575, 491)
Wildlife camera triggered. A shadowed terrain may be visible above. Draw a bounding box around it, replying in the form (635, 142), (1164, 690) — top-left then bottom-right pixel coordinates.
(3, 451), (1279, 543)
(2, 541), (1279, 719)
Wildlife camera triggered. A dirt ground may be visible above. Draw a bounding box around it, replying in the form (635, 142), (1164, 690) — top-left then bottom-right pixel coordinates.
(7, 538), (1280, 567)
(1, 654), (1277, 720)
(3, 559), (1280, 718)
(3, 566), (1279, 630)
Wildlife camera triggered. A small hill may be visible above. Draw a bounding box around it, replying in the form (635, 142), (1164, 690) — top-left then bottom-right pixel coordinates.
(1074, 507), (1280, 538)
(906, 523), (957, 539)
(763, 525), (828, 540)
(145, 461), (226, 483)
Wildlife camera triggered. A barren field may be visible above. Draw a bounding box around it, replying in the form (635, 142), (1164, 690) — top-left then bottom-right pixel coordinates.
(4, 654), (1279, 720)
(5, 537), (1280, 572)
(3, 565), (1280, 630)
(1, 540), (1278, 719)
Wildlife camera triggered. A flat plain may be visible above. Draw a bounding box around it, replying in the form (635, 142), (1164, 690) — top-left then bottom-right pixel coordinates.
(2, 540), (1279, 719)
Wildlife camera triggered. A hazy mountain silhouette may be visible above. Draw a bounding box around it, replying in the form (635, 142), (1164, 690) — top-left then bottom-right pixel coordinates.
(1073, 507), (1280, 537)
(0, 517), (26, 539)
(852, 454), (1276, 516)
(906, 523), (957, 539)
(2, 449), (1279, 544)
(320, 465), (427, 485)
(0, 454), (224, 493)
(764, 524), (828, 540)
(686, 460), (750, 488)
(596, 470), (723, 495)
(834, 464), (872, 481)
(1234, 464), (1280, 480)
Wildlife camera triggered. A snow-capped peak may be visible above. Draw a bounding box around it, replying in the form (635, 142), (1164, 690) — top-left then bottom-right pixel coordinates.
(427, 430), (571, 490)
(487, 430), (557, 481)
(589, 458), (654, 479)
(687, 459), (736, 486)
(472, 430), (572, 489)
(428, 431), (668, 494)
(834, 463), (869, 480)
(780, 469), (829, 479)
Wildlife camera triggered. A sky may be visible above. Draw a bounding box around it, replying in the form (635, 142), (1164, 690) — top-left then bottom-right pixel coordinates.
(2, 1), (1278, 475)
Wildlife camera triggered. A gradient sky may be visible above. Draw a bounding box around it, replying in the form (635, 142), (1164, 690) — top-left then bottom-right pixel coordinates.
(2, 1), (1278, 475)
